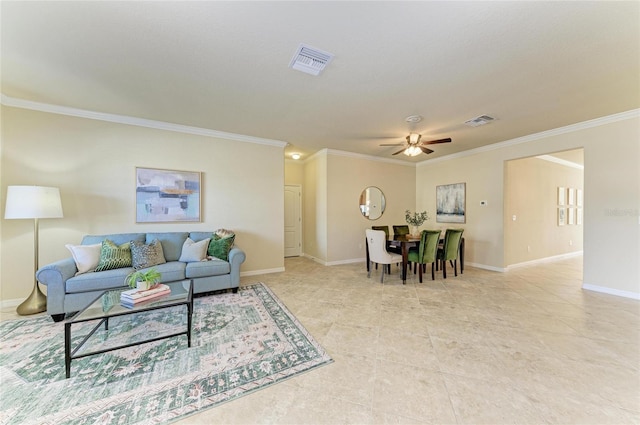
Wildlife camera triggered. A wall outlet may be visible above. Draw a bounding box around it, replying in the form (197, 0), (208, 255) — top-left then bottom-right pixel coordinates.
(512, 215), (517, 221)
(480, 200), (488, 206)
(569, 240), (573, 246)
(527, 245), (531, 253)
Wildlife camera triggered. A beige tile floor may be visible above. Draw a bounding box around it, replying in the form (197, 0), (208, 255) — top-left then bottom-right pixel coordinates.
(3, 256), (639, 424)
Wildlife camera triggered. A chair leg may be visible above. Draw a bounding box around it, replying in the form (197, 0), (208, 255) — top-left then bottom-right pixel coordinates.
(418, 263), (423, 283)
(367, 261), (372, 278)
(431, 263), (435, 280)
(380, 267), (385, 283)
(454, 259), (458, 277)
(443, 260), (447, 279)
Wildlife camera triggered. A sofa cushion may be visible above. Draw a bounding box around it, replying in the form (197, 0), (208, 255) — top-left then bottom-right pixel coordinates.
(185, 258), (230, 279)
(208, 233), (235, 261)
(131, 239), (166, 269)
(66, 266), (134, 293)
(95, 240), (132, 272)
(146, 232), (188, 262)
(65, 243), (101, 275)
(151, 261), (186, 283)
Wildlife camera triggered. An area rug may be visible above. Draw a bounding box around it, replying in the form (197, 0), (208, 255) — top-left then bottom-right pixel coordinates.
(0, 283), (332, 425)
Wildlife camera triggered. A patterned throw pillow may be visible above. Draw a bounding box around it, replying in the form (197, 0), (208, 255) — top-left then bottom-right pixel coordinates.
(179, 237), (211, 262)
(131, 239), (166, 270)
(208, 233), (235, 261)
(95, 239), (132, 272)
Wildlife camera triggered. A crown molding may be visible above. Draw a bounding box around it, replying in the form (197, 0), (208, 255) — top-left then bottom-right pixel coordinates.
(0, 94), (288, 148)
(536, 155), (584, 170)
(417, 109), (640, 167)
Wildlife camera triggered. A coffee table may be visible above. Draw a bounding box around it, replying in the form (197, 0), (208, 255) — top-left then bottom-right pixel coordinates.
(64, 279), (193, 379)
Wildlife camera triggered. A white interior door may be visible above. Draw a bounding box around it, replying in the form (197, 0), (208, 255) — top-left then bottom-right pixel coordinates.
(284, 185), (302, 257)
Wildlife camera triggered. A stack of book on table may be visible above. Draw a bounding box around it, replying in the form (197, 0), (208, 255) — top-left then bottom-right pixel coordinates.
(120, 284), (170, 308)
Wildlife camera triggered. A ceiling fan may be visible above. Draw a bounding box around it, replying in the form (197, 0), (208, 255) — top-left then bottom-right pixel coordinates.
(381, 133), (452, 157)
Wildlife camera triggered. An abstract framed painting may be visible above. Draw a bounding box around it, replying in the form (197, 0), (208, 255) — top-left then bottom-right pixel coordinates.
(135, 167), (201, 223)
(436, 183), (466, 223)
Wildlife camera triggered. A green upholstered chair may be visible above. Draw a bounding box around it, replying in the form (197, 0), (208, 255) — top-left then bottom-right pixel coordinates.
(408, 230), (441, 282)
(437, 228), (464, 278)
(392, 225), (410, 237)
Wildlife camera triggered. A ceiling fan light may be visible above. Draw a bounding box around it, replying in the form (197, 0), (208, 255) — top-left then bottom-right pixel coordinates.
(404, 145), (421, 156)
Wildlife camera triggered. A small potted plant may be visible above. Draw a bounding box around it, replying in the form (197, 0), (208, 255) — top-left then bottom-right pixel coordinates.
(125, 268), (162, 291)
(405, 209), (430, 237)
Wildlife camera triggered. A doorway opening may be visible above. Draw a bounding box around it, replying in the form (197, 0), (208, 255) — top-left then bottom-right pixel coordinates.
(504, 148), (584, 269)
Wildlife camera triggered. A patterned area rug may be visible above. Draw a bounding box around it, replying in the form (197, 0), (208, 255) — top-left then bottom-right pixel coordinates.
(0, 283), (332, 425)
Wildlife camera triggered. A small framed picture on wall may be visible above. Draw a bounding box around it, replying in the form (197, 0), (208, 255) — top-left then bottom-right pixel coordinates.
(567, 207), (575, 225)
(558, 207), (566, 226)
(568, 188), (575, 206)
(558, 187), (566, 206)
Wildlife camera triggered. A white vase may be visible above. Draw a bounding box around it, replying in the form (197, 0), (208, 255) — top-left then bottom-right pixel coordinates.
(137, 281), (152, 291)
(411, 225), (419, 237)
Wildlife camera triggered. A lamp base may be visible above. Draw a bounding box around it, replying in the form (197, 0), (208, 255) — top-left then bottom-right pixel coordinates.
(16, 283), (47, 315)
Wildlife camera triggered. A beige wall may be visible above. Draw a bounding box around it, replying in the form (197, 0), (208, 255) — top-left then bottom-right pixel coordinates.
(1, 106), (285, 303)
(284, 160), (304, 186)
(504, 155), (584, 265)
(299, 150), (415, 265)
(416, 113), (639, 297)
(326, 151), (416, 264)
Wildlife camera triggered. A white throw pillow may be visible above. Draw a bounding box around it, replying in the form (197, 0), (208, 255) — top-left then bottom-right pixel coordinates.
(65, 243), (102, 275)
(178, 238), (210, 262)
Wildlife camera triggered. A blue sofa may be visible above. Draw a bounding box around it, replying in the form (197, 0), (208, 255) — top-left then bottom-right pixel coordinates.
(36, 231), (246, 322)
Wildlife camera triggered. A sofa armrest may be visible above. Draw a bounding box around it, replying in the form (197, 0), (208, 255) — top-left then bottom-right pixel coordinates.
(228, 246), (246, 286)
(36, 257), (77, 315)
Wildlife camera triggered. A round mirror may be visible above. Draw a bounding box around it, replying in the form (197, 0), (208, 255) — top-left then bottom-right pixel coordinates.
(359, 186), (386, 220)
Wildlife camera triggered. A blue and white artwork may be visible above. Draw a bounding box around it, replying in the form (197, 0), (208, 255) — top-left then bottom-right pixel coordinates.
(136, 167), (201, 223)
(436, 183), (466, 223)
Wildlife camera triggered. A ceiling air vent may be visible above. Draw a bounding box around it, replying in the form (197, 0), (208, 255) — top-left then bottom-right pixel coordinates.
(464, 115), (495, 127)
(289, 44), (334, 76)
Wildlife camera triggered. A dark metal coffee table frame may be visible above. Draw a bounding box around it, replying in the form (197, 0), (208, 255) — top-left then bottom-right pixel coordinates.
(64, 279), (194, 379)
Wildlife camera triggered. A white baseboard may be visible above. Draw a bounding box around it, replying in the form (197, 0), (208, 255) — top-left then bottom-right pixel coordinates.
(506, 251), (583, 270)
(240, 267), (285, 277)
(326, 258), (365, 266)
(464, 262), (506, 272)
(582, 283), (640, 300)
(0, 298), (22, 310)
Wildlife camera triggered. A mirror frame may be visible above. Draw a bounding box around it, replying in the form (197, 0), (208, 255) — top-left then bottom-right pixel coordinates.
(359, 186), (386, 220)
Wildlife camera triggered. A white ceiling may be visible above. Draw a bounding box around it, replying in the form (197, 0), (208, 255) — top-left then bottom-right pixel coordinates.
(2, 1), (638, 163)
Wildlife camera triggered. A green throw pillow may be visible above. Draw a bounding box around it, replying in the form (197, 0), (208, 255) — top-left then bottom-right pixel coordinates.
(95, 239), (132, 272)
(207, 233), (235, 261)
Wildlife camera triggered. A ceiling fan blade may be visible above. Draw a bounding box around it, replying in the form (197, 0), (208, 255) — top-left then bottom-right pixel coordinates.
(392, 148), (406, 155)
(420, 137), (452, 145)
(420, 146), (434, 154)
(380, 143), (405, 146)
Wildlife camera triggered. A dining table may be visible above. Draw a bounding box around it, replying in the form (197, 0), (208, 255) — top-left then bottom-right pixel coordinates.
(366, 233), (465, 283)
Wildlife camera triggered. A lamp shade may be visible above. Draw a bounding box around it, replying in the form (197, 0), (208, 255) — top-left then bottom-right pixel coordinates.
(4, 186), (64, 219)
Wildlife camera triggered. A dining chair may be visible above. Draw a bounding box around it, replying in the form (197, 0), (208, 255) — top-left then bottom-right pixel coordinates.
(437, 228), (464, 278)
(371, 225), (389, 238)
(392, 225), (410, 236)
(408, 230), (441, 282)
(366, 229), (403, 283)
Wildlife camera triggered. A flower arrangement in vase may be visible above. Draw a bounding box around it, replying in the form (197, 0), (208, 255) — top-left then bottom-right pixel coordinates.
(405, 210), (430, 237)
(125, 268), (161, 291)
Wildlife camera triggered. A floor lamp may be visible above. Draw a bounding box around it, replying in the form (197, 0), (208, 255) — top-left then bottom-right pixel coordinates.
(4, 186), (64, 315)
